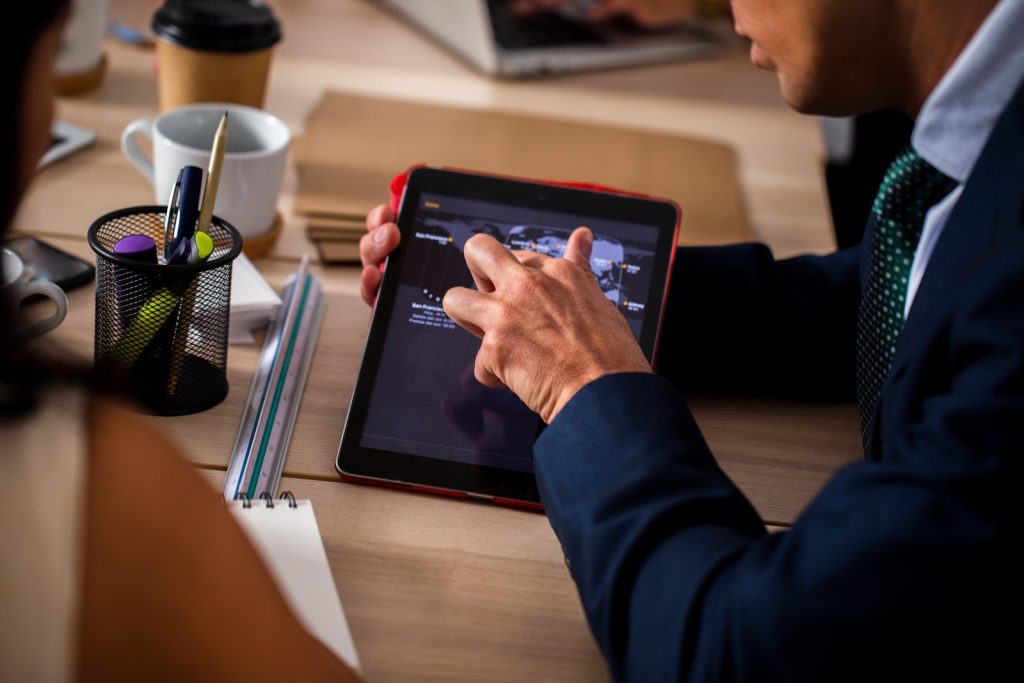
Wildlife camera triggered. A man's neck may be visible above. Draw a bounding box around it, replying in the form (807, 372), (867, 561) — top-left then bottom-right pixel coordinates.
(898, 0), (999, 116)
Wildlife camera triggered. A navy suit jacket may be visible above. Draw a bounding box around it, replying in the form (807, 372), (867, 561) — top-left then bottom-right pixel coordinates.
(534, 79), (1024, 680)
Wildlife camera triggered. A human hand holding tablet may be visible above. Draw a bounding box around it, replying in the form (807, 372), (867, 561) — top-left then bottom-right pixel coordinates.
(339, 167), (680, 507)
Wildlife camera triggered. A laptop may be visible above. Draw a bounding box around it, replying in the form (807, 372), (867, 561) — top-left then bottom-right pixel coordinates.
(374, 0), (722, 78)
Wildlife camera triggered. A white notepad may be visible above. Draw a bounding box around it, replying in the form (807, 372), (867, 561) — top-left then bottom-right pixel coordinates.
(228, 498), (360, 670)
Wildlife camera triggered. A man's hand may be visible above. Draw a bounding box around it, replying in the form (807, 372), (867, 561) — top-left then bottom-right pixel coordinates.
(359, 204), (401, 306)
(511, 0), (699, 28)
(442, 227), (651, 424)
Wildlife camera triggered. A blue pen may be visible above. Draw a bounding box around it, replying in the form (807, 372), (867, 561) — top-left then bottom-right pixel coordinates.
(166, 233), (193, 265)
(162, 171), (182, 259)
(166, 165), (203, 259)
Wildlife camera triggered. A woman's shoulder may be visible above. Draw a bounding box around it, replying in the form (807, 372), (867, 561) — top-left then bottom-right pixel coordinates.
(79, 398), (358, 680)
(88, 395), (184, 465)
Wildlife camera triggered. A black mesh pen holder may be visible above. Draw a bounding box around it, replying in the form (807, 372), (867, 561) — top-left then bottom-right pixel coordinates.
(88, 206), (242, 415)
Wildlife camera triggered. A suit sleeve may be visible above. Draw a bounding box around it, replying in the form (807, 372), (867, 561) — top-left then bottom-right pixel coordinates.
(655, 244), (861, 399)
(536, 250), (1024, 683)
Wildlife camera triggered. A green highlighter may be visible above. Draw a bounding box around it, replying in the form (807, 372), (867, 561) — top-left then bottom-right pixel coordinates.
(166, 227), (214, 265)
(189, 231), (214, 263)
(109, 286), (182, 371)
(109, 232), (215, 372)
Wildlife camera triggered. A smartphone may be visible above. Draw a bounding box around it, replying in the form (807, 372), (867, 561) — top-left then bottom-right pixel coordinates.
(5, 235), (95, 291)
(39, 121), (97, 169)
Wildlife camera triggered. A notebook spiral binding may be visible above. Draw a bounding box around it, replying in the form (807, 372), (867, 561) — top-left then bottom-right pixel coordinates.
(233, 490), (299, 509)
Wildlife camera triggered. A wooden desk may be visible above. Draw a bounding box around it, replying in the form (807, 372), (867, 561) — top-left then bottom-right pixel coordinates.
(15, 1), (860, 680)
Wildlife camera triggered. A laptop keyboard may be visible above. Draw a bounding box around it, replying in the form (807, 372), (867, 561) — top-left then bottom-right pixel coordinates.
(487, 0), (605, 50)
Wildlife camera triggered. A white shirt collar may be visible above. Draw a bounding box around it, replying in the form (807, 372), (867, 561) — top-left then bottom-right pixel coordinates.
(912, 0), (1024, 182)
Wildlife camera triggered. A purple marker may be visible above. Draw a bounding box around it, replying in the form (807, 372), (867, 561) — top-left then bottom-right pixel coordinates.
(113, 234), (158, 329)
(114, 234), (158, 264)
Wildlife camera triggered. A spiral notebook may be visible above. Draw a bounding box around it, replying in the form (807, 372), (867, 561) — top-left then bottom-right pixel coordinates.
(228, 496), (360, 670)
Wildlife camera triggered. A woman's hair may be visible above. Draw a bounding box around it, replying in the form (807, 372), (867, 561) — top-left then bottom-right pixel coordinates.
(0, 0), (72, 413)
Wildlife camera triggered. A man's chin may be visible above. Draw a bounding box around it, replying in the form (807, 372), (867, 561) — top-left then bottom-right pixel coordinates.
(749, 42), (775, 71)
(755, 52), (872, 117)
(776, 75), (824, 115)
(778, 79), (859, 117)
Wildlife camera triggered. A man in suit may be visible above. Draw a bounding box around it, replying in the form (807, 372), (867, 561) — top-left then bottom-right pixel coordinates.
(361, 0), (1024, 678)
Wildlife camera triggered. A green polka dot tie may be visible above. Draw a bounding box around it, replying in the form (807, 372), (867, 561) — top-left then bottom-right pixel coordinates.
(856, 146), (954, 457)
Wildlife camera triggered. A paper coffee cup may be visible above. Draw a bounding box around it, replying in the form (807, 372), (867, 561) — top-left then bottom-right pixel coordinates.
(151, 0), (282, 111)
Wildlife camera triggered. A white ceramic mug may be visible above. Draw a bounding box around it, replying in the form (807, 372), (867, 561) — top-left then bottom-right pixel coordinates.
(121, 103), (290, 238)
(2, 248), (69, 341)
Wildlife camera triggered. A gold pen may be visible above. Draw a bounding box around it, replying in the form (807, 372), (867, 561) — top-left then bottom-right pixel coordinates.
(198, 111), (228, 232)
(169, 111), (227, 396)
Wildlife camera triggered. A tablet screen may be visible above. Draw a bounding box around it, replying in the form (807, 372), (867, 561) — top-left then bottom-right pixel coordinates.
(358, 192), (663, 474)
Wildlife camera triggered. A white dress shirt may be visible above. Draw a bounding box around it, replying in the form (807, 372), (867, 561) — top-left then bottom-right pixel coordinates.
(905, 0), (1024, 317)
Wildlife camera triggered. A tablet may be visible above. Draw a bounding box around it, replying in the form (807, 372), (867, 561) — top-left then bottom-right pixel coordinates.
(337, 168), (680, 507)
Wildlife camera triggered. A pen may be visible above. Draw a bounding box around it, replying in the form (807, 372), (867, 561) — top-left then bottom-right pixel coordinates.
(166, 228), (214, 266)
(198, 111), (228, 233)
(166, 165), (203, 259)
(162, 171), (182, 259)
(167, 231), (216, 394)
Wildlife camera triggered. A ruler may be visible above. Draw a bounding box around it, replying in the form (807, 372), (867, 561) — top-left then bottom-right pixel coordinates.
(224, 255), (326, 500)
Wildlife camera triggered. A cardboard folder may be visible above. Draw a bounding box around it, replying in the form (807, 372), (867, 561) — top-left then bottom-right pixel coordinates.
(294, 91), (752, 246)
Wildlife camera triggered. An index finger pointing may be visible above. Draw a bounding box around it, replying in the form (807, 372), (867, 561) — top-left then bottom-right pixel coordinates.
(463, 234), (526, 293)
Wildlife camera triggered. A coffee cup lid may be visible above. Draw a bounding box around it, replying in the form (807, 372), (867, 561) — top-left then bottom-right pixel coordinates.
(152, 0), (282, 54)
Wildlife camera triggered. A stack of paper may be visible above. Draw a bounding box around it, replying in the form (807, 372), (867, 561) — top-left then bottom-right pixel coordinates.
(305, 214), (364, 264)
(230, 252), (282, 343)
(292, 91), (753, 247)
